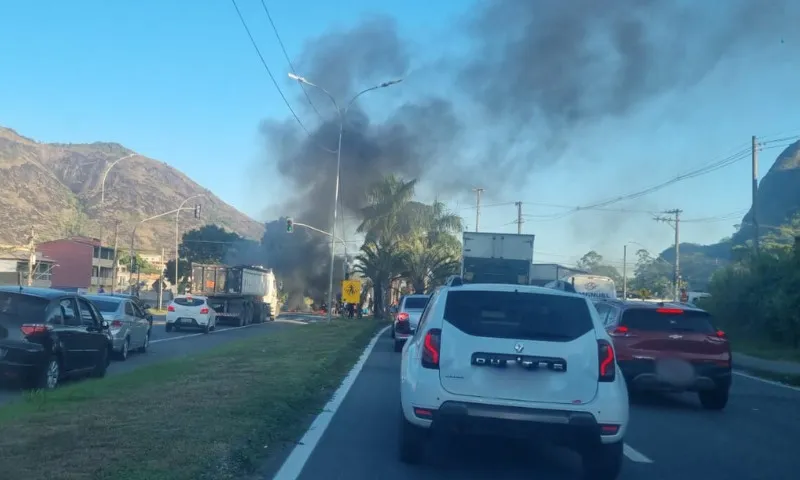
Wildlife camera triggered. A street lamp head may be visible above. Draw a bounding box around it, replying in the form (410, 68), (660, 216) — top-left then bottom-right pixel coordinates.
(288, 72), (309, 84)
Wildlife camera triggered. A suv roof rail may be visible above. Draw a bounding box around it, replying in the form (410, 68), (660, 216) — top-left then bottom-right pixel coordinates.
(445, 275), (463, 287)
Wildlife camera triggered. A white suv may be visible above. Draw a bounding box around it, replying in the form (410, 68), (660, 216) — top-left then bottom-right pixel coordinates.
(399, 280), (629, 479)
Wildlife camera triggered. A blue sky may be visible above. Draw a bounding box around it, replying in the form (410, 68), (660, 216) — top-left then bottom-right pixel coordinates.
(2, 0), (798, 269)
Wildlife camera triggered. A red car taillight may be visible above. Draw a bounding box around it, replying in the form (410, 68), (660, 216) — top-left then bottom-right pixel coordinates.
(20, 324), (51, 336)
(609, 325), (630, 337)
(111, 320), (123, 328)
(598, 339), (616, 382)
(167, 305), (175, 312)
(715, 330), (726, 338)
(395, 312), (409, 322)
(421, 329), (441, 369)
(200, 307), (209, 314)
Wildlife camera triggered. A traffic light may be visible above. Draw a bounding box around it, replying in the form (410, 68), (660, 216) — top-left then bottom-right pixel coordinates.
(194, 204), (202, 219)
(286, 217), (294, 233)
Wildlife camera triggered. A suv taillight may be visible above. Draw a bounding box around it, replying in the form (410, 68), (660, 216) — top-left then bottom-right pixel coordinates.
(20, 324), (51, 336)
(395, 312), (409, 322)
(421, 329), (441, 369)
(598, 339), (616, 382)
(167, 305), (175, 312)
(200, 307), (209, 314)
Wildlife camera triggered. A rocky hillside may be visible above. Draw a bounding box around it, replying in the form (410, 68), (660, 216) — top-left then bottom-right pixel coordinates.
(0, 127), (263, 251)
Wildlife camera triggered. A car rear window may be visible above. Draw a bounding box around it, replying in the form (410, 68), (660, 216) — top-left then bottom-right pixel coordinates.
(0, 293), (48, 323)
(174, 298), (205, 307)
(403, 296), (429, 310)
(621, 308), (715, 334)
(443, 290), (594, 341)
(91, 299), (121, 313)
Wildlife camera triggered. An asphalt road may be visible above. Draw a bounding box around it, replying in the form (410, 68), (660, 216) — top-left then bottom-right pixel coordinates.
(287, 330), (800, 480)
(0, 314), (321, 407)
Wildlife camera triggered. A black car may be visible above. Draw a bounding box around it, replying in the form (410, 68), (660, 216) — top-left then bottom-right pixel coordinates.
(0, 286), (112, 390)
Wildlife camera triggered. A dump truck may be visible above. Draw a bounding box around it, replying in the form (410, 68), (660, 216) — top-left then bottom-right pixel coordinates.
(460, 232), (536, 285)
(189, 263), (280, 326)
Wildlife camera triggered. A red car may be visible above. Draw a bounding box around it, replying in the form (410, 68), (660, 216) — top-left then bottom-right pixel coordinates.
(593, 300), (731, 410)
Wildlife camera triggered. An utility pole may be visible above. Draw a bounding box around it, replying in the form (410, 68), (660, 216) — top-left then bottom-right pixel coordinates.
(26, 226), (36, 287)
(158, 247), (165, 310)
(622, 244), (627, 300)
(654, 209), (682, 302)
(111, 221), (119, 292)
(473, 188), (484, 232)
(752, 135), (760, 254)
(515, 201), (523, 234)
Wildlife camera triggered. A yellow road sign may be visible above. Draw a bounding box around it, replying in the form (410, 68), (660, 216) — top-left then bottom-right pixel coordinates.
(341, 280), (362, 303)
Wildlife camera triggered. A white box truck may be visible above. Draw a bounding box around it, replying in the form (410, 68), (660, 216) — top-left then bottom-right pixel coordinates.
(190, 264), (280, 326)
(461, 232), (535, 285)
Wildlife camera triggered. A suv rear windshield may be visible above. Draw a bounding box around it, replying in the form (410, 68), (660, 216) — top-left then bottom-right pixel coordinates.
(403, 296), (429, 310)
(443, 290), (593, 341)
(174, 298), (205, 307)
(0, 293), (48, 323)
(621, 308), (715, 334)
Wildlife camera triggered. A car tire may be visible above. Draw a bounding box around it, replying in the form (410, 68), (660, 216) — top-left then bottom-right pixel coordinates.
(29, 355), (61, 390)
(699, 386), (729, 410)
(166, 323), (173, 333)
(582, 440), (623, 480)
(116, 337), (130, 361)
(92, 347), (110, 378)
(398, 409), (427, 464)
(394, 340), (404, 352)
(203, 323), (210, 334)
(138, 332), (150, 353)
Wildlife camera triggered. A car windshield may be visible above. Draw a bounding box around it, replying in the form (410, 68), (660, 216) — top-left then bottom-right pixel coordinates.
(621, 308), (716, 334)
(174, 298), (205, 307)
(90, 299), (122, 313)
(403, 296), (429, 310)
(444, 290), (594, 341)
(0, 292), (49, 323)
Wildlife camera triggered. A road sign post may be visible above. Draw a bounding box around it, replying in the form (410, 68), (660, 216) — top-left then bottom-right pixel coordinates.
(341, 279), (361, 304)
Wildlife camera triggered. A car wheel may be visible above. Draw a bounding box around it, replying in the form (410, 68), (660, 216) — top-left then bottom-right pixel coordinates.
(699, 386), (729, 410)
(166, 323), (173, 333)
(582, 440), (623, 480)
(138, 331), (150, 353)
(394, 340), (404, 353)
(398, 409), (427, 464)
(203, 323), (210, 334)
(92, 347), (110, 378)
(117, 337), (130, 361)
(29, 356), (60, 390)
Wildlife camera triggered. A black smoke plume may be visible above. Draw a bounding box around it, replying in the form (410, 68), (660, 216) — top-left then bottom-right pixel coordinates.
(256, 2), (796, 296)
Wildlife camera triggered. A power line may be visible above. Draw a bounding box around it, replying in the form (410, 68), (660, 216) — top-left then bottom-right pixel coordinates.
(229, 0), (335, 154)
(258, 0), (323, 119)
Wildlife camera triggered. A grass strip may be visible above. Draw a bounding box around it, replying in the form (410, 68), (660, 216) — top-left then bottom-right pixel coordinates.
(0, 320), (386, 480)
(739, 368), (800, 387)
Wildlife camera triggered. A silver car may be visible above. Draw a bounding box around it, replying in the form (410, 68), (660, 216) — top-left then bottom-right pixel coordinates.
(85, 295), (150, 360)
(392, 294), (430, 352)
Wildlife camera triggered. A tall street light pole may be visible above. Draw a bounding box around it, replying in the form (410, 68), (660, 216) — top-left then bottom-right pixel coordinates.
(288, 73), (403, 323)
(130, 208), (183, 294)
(175, 194), (205, 293)
(101, 153), (137, 205)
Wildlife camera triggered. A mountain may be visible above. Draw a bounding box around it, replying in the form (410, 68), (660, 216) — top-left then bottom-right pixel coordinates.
(0, 127), (263, 251)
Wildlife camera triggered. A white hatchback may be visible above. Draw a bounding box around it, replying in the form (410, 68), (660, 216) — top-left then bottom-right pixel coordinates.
(399, 280), (629, 479)
(166, 295), (216, 333)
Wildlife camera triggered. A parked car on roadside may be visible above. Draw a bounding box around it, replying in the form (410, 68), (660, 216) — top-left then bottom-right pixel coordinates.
(99, 293), (155, 330)
(85, 294), (151, 361)
(166, 295), (216, 333)
(0, 286), (111, 390)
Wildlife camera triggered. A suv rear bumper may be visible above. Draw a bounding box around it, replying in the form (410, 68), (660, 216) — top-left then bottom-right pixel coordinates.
(619, 359), (731, 392)
(415, 401), (620, 447)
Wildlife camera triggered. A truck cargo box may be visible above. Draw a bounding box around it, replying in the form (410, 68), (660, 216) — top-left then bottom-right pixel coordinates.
(461, 232), (535, 285)
(191, 264), (275, 297)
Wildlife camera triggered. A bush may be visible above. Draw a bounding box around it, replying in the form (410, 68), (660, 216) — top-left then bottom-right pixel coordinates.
(705, 248), (800, 349)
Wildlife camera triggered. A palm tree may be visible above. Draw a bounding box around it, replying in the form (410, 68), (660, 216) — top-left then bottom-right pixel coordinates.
(352, 240), (406, 317)
(357, 175), (418, 242)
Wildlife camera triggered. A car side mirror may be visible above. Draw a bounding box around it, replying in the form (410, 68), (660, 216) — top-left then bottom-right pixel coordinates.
(101, 320), (110, 329)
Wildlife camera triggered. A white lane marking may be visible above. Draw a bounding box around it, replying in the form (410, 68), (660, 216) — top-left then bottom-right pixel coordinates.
(150, 322), (267, 344)
(734, 370), (800, 392)
(624, 444), (653, 463)
(274, 325), (390, 480)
